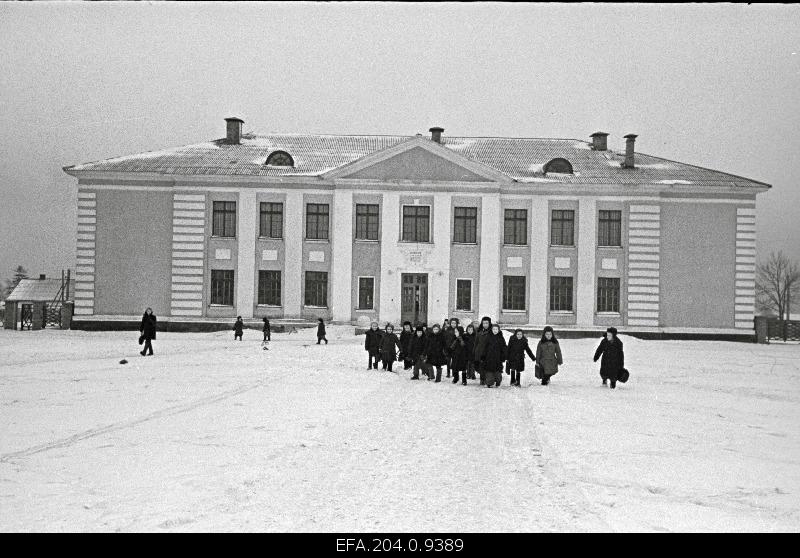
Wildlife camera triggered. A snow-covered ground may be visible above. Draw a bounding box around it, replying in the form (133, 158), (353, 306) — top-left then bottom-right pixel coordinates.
(0, 326), (798, 532)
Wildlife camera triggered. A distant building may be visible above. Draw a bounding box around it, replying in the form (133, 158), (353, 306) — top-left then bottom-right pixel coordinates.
(62, 118), (769, 338)
(4, 275), (74, 330)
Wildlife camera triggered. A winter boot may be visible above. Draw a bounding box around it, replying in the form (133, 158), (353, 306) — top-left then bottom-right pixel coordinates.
(435, 367), (442, 383)
(452, 371), (459, 384)
(610, 380), (616, 389)
(516, 372), (522, 387)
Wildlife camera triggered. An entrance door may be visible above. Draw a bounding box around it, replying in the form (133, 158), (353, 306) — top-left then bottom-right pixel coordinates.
(401, 274), (428, 326)
(20, 304), (33, 330)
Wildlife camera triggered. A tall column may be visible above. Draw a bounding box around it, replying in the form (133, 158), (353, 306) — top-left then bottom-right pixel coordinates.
(74, 190), (97, 317)
(576, 197), (597, 326)
(236, 189), (257, 318)
(379, 192), (401, 324)
(284, 191), (303, 317)
(734, 206), (757, 329)
(529, 197), (549, 326)
(429, 192), (452, 322)
(331, 189), (354, 323)
(627, 204), (661, 327)
(170, 193), (206, 318)
(478, 193), (501, 320)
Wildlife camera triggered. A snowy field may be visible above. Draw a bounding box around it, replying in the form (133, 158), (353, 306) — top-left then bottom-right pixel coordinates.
(1, 326), (798, 532)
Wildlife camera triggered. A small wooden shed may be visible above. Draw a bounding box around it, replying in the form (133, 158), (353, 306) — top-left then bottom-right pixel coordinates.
(4, 274), (75, 330)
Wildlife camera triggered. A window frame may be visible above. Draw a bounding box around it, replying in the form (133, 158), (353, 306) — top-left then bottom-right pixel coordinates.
(401, 204), (431, 243)
(596, 277), (621, 314)
(502, 275), (527, 311)
(550, 209), (575, 247)
(305, 203), (330, 241)
(257, 270), (282, 307)
(598, 209), (622, 247)
(549, 276), (574, 313)
(355, 204), (380, 241)
(455, 278), (473, 312)
(503, 208), (528, 246)
(211, 201), (237, 238)
(357, 276), (375, 310)
(259, 202), (284, 239)
(210, 269), (235, 306)
(304, 270), (329, 308)
(265, 151), (294, 167)
(453, 206), (478, 244)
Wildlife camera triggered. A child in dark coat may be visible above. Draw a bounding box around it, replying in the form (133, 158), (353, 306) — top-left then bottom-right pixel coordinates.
(593, 327), (625, 389)
(316, 318), (328, 344)
(234, 316), (244, 341)
(506, 329), (536, 387)
(408, 326), (431, 380)
(379, 324), (402, 372)
(262, 317), (271, 342)
(463, 323), (476, 381)
(364, 321), (383, 370)
(535, 326), (563, 386)
(483, 324), (507, 388)
(449, 326), (469, 385)
(399, 321), (414, 370)
(425, 323), (449, 382)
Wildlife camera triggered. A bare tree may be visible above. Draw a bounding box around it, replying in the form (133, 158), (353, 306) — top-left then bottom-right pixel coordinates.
(756, 251), (800, 321)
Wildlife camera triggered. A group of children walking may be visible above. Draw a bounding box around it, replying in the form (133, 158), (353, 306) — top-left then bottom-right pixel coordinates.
(363, 317), (626, 389)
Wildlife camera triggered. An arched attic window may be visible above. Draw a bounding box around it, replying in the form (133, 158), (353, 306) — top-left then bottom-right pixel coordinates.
(265, 150), (294, 167)
(543, 158), (573, 174)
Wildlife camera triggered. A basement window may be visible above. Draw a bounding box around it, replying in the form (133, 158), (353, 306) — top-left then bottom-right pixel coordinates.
(265, 151), (294, 167)
(543, 158), (574, 174)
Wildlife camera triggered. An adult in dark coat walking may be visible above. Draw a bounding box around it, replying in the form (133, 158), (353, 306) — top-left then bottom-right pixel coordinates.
(449, 326), (469, 384)
(425, 323), (448, 382)
(506, 329), (536, 387)
(379, 324), (402, 372)
(483, 324), (507, 388)
(316, 318), (328, 344)
(139, 307), (157, 356)
(593, 327), (625, 389)
(408, 326), (431, 380)
(399, 321), (414, 370)
(234, 316), (244, 341)
(262, 317), (271, 342)
(535, 326), (563, 386)
(473, 316), (493, 385)
(364, 321), (383, 370)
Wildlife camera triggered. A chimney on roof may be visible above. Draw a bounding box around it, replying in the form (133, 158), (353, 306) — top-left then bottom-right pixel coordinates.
(225, 117), (244, 145)
(39, 274), (46, 280)
(590, 131), (609, 151)
(622, 134), (637, 168)
(429, 127), (444, 144)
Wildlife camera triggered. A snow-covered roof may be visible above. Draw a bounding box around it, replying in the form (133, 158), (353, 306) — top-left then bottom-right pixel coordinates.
(64, 133), (771, 189)
(5, 279), (75, 302)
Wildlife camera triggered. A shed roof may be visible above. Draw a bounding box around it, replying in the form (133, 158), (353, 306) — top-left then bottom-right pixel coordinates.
(5, 279), (75, 302)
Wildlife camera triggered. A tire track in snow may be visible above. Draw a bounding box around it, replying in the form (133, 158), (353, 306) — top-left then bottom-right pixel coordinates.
(0, 381), (266, 464)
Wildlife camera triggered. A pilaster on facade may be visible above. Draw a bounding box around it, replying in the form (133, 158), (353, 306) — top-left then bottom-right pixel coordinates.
(528, 199), (549, 326)
(170, 193), (206, 318)
(734, 207), (757, 329)
(379, 192), (402, 324)
(627, 204), (661, 327)
(576, 197), (597, 325)
(478, 194), (501, 319)
(74, 190), (97, 316)
(331, 190), (354, 322)
(283, 191), (303, 318)
(235, 190), (257, 318)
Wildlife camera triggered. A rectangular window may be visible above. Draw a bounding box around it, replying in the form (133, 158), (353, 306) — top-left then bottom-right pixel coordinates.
(358, 277), (374, 310)
(402, 205), (430, 242)
(305, 271), (328, 307)
(551, 209), (575, 246)
(550, 276), (574, 312)
(598, 210), (622, 247)
(355, 204), (380, 241)
(597, 277), (620, 313)
(306, 203), (330, 240)
(210, 270), (234, 305)
(502, 275), (526, 311)
(456, 279), (472, 311)
(504, 209), (527, 245)
(453, 207), (477, 244)
(212, 201), (236, 237)
(257, 270), (281, 306)
(259, 202), (283, 239)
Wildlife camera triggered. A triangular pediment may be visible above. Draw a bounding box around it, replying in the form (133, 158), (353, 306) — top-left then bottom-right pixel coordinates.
(323, 137), (510, 183)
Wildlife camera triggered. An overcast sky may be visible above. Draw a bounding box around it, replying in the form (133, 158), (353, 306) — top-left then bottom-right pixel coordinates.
(1, 2), (798, 283)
